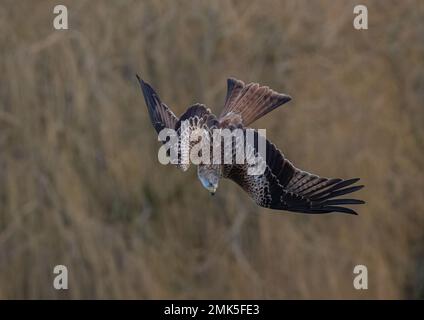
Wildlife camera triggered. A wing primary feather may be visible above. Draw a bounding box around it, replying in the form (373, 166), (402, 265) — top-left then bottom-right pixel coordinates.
(321, 199), (366, 206)
(321, 206), (358, 215)
(308, 178), (361, 200)
(136, 75), (178, 133)
(312, 185), (364, 202)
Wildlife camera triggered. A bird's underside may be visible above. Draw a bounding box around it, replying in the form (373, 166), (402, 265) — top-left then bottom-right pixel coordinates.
(137, 75), (365, 215)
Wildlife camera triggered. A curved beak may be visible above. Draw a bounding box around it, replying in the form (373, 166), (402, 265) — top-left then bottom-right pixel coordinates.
(209, 186), (217, 196)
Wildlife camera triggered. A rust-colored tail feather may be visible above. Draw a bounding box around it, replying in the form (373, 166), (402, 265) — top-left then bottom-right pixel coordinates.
(219, 78), (291, 126)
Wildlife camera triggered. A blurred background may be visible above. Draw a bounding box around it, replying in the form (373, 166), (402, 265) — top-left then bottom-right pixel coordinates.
(0, 0), (423, 299)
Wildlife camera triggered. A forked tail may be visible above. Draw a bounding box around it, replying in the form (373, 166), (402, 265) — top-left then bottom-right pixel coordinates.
(219, 78), (291, 126)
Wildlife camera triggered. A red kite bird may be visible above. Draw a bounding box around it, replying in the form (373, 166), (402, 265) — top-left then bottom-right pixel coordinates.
(137, 75), (364, 215)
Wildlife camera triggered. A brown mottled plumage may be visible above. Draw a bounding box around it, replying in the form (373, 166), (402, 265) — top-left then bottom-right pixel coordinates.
(137, 75), (365, 214)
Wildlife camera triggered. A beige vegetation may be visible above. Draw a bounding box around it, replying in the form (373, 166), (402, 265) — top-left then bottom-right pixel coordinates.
(0, 0), (423, 299)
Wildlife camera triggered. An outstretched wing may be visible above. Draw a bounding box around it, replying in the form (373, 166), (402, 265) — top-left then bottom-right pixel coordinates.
(223, 130), (365, 214)
(136, 75), (220, 171)
(136, 75), (178, 132)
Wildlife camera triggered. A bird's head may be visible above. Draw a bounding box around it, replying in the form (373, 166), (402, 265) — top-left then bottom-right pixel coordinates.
(197, 164), (221, 195)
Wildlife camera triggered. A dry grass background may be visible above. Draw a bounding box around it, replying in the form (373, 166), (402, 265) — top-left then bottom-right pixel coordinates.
(0, 0), (423, 299)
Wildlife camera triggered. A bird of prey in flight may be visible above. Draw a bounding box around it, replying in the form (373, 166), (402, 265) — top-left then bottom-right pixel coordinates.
(137, 75), (364, 215)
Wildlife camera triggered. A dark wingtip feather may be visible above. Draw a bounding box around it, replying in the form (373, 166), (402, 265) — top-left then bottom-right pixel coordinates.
(325, 206), (359, 215)
(136, 74), (149, 93)
(348, 210), (359, 216)
(310, 178), (363, 201)
(136, 75), (155, 95)
(323, 199), (365, 206)
(281, 94), (292, 104)
(136, 74), (146, 88)
(309, 178), (364, 215)
(314, 185), (365, 202)
(135, 76), (162, 131)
